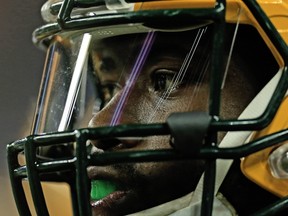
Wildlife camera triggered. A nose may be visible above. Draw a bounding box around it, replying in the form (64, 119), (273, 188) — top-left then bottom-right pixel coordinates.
(88, 92), (121, 128)
(88, 94), (140, 151)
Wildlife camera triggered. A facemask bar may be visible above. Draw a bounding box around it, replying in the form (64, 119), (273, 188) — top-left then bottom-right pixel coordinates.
(7, 1), (288, 216)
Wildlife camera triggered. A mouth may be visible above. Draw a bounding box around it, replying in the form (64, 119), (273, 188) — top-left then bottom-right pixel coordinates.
(90, 179), (127, 208)
(91, 179), (118, 200)
(88, 166), (132, 213)
(87, 159), (144, 215)
(90, 179), (136, 216)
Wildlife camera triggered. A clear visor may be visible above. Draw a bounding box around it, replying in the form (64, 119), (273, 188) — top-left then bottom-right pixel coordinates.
(33, 24), (277, 134)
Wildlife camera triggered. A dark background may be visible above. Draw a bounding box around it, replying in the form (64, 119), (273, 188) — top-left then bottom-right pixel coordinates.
(0, 0), (45, 214)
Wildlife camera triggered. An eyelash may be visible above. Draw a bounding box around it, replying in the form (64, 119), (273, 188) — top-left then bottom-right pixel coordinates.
(152, 69), (182, 97)
(99, 82), (122, 106)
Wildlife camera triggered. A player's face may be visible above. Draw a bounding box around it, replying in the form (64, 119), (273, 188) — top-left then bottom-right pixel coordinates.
(86, 29), (256, 215)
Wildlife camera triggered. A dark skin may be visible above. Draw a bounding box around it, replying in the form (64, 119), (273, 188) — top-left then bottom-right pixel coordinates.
(86, 28), (257, 215)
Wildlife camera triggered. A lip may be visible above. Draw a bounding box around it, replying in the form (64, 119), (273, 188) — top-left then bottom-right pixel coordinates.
(90, 190), (127, 208)
(87, 166), (120, 182)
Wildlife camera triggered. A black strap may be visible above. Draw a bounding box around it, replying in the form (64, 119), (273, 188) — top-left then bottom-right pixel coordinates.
(167, 111), (211, 154)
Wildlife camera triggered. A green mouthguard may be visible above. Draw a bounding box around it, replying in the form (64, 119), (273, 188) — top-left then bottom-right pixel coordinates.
(90, 180), (118, 201)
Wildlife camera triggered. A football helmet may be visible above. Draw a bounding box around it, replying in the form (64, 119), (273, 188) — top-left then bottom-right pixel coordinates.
(7, 0), (288, 215)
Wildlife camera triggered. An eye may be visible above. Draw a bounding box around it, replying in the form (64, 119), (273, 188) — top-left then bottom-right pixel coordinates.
(100, 57), (116, 72)
(153, 69), (178, 93)
(100, 82), (122, 105)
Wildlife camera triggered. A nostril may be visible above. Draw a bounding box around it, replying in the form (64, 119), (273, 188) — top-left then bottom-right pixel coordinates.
(118, 138), (141, 148)
(90, 138), (121, 151)
(89, 137), (141, 151)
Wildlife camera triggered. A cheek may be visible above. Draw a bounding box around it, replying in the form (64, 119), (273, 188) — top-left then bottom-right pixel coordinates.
(124, 90), (172, 123)
(220, 73), (256, 119)
(120, 81), (210, 123)
(130, 97), (192, 124)
(133, 158), (205, 201)
(133, 135), (203, 178)
(90, 82), (210, 127)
